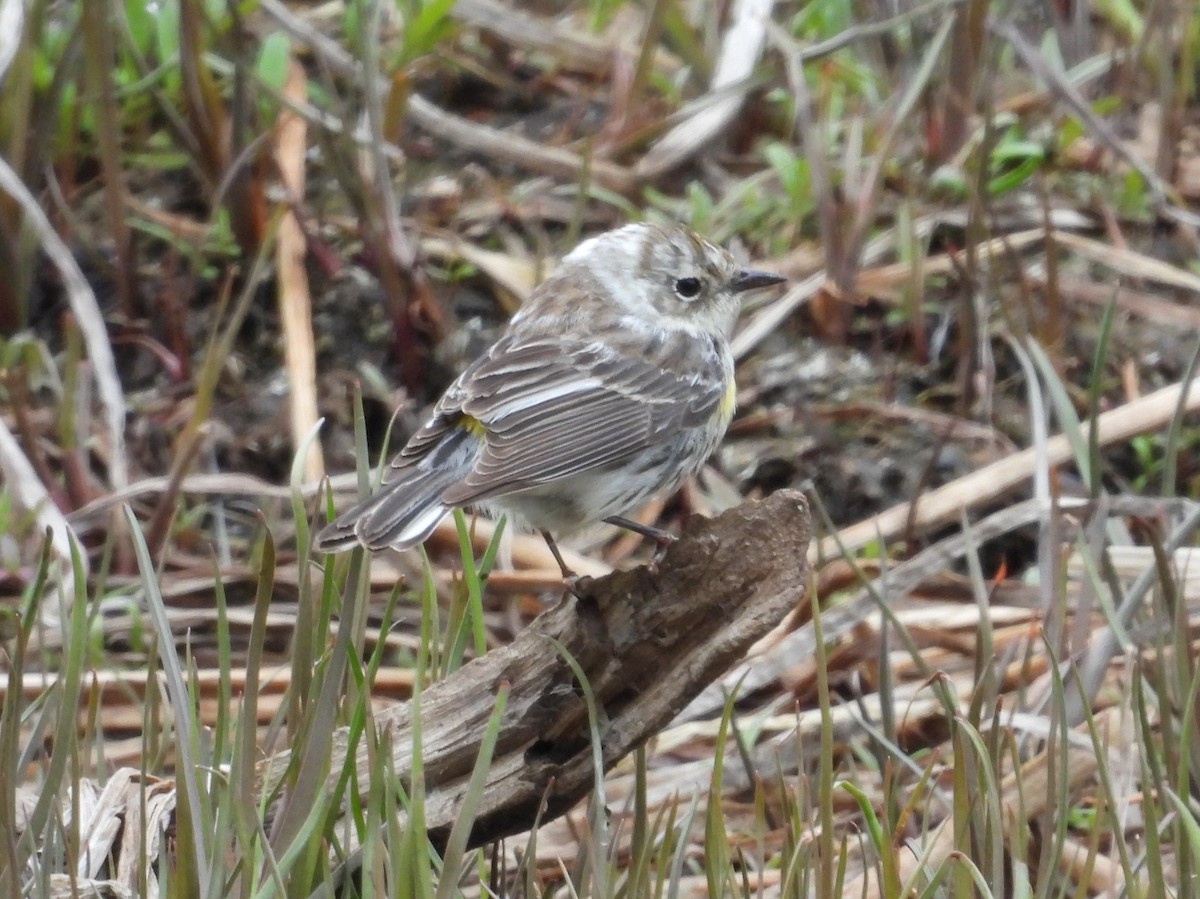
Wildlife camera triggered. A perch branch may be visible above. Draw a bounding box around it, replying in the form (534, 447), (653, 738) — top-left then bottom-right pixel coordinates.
(259, 490), (812, 853)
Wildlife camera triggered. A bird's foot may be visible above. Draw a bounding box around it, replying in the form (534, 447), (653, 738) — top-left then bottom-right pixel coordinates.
(604, 515), (677, 568)
(565, 574), (597, 599)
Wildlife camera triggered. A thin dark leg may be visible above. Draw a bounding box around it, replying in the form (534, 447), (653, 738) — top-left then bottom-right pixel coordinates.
(603, 515), (675, 542)
(603, 515), (677, 561)
(539, 529), (575, 579)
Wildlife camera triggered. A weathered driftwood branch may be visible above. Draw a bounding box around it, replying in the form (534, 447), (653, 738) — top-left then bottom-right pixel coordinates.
(260, 489), (811, 851)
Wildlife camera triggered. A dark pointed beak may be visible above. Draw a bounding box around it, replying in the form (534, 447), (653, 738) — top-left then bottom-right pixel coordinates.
(730, 268), (787, 293)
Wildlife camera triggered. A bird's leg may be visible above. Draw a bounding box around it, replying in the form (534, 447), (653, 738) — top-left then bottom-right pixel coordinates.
(604, 515), (677, 563)
(539, 529), (575, 579)
(539, 529), (598, 599)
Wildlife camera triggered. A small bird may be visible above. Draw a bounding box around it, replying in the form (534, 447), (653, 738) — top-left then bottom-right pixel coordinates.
(315, 222), (786, 572)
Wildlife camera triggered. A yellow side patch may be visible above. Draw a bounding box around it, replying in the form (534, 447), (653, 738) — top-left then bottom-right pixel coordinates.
(458, 414), (487, 438)
(718, 379), (737, 422)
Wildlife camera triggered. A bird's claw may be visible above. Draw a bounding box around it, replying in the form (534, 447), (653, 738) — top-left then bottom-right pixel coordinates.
(566, 574), (596, 599)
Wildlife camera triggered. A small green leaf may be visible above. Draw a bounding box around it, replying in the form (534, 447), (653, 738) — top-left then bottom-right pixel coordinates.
(400, 0), (457, 64)
(154, 0), (180, 63)
(255, 31), (291, 92)
(124, 0), (155, 55)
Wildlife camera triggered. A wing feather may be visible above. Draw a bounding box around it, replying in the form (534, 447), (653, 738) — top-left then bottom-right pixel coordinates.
(439, 331), (727, 505)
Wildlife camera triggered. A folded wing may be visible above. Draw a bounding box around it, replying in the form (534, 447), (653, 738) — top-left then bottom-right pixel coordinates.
(438, 332), (725, 505)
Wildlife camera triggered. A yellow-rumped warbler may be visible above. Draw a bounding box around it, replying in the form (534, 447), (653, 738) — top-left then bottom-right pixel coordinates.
(315, 222), (785, 570)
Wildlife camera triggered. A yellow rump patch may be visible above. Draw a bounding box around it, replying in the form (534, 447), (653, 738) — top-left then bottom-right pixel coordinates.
(458, 414), (487, 438)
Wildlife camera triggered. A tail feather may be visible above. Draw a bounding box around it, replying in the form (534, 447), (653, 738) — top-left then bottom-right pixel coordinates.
(355, 464), (465, 550)
(314, 430), (479, 553)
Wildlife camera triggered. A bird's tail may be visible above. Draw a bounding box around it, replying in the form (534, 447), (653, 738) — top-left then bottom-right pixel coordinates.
(314, 430), (479, 552)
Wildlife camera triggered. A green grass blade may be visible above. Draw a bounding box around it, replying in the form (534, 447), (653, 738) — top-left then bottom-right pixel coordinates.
(434, 683), (509, 899)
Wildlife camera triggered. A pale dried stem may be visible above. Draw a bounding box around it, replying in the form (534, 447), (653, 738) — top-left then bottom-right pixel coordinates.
(274, 60), (325, 484)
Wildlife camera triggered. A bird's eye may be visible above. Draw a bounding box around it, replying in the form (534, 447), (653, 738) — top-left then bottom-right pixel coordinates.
(674, 277), (703, 300)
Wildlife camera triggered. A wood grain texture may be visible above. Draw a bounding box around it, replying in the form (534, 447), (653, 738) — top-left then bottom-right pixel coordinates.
(259, 489), (812, 853)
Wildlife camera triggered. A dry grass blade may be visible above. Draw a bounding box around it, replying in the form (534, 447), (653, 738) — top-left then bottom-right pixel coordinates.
(66, 472), (308, 529)
(274, 58), (324, 484)
(824, 378), (1200, 560)
(407, 93), (636, 193)
(991, 17), (1199, 227)
(12, 493), (810, 885)
(452, 0), (613, 76)
(0, 155), (128, 490)
(419, 236), (541, 305)
(845, 709), (1116, 897)
(836, 15), (954, 292)
(1073, 545), (1200, 598)
(853, 227), (1052, 299)
(0, 417), (83, 588)
(9, 1), (1200, 893)
(1037, 274), (1200, 328)
(731, 269), (827, 361)
(0, 0), (21, 79)
(679, 498), (1048, 724)
(1058, 500), (1200, 726)
(67, 468), (609, 578)
(732, 213), (945, 359)
(637, 0), (776, 179)
(1051, 230), (1200, 293)
(259, 0), (637, 192)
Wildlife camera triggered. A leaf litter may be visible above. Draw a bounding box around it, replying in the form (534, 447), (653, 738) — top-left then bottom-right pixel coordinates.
(1, 0), (1199, 894)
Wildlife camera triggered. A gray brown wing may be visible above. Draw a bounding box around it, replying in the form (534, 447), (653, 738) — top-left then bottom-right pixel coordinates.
(436, 332), (726, 504)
